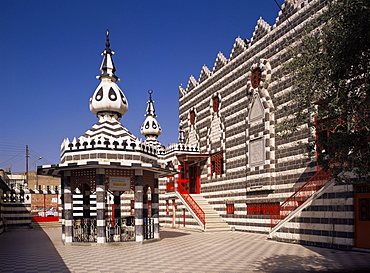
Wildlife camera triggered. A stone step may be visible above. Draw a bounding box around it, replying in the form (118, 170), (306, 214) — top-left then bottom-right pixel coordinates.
(190, 194), (230, 232)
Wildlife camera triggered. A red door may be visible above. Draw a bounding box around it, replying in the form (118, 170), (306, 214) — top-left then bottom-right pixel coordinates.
(354, 184), (370, 249)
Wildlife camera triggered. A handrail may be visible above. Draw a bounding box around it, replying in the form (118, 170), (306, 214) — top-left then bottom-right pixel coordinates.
(270, 168), (332, 229)
(177, 183), (206, 228)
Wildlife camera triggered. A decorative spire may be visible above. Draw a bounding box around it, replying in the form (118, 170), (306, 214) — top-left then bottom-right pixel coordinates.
(89, 31), (128, 120)
(140, 90), (162, 144)
(99, 30), (117, 81)
(145, 89), (156, 117)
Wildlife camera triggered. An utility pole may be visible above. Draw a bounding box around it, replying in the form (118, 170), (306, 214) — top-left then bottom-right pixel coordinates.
(25, 145), (29, 186)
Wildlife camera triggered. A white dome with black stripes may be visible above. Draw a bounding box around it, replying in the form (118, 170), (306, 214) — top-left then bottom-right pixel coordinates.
(140, 90), (162, 142)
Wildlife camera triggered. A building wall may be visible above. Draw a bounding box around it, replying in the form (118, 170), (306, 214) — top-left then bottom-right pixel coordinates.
(272, 184), (354, 250)
(158, 0), (359, 249)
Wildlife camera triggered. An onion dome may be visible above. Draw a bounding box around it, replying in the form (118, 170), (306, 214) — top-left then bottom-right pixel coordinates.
(89, 30), (128, 120)
(140, 90), (162, 142)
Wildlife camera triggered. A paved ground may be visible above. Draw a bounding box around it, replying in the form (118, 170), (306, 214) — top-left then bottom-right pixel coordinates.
(1, 224), (370, 272)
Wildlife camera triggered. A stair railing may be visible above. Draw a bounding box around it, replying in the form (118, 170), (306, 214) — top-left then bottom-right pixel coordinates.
(177, 183), (206, 229)
(270, 168), (332, 229)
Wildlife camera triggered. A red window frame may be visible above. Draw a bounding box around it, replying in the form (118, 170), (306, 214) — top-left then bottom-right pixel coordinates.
(210, 152), (224, 176)
(246, 203), (279, 215)
(226, 203), (234, 215)
(189, 110), (195, 125)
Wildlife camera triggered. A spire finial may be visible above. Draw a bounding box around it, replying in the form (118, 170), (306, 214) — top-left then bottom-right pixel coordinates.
(105, 29), (110, 49)
(145, 89), (155, 116)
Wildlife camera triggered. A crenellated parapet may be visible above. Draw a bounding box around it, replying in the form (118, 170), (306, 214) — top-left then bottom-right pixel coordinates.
(157, 143), (199, 156)
(179, 0), (311, 97)
(61, 135), (159, 165)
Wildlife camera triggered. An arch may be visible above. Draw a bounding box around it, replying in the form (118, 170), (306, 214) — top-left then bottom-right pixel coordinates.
(245, 59), (275, 180)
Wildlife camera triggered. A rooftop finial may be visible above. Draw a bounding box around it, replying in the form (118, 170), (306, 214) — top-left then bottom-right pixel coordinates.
(141, 89), (162, 141)
(105, 29), (110, 49)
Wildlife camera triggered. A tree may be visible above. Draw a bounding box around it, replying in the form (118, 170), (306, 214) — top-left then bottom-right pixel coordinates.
(279, 0), (370, 181)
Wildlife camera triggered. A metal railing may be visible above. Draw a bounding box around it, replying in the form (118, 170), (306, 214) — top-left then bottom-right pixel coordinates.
(177, 183), (205, 228)
(72, 217), (135, 242)
(106, 218), (135, 242)
(270, 169), (332, 229)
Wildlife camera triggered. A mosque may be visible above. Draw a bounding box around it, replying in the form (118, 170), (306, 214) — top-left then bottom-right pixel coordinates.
(37, 0), (369, 250)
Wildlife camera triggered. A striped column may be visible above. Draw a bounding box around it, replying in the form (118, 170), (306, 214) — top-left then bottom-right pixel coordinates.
(96, 169), (106, 244)
(60, 175), (65, 242)
(134, 169), (143, 242)
(113, 191), (121, 224)
(143, 193), (148, 219)
(152, 177), (160, 239)
(62, 171), (72, 243)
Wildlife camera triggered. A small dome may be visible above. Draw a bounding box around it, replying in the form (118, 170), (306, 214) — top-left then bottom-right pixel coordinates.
(140, 90), (162, 140)
(140, 115), (162, 137)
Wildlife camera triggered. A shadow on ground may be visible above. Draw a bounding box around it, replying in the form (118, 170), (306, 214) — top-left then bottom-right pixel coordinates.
(160, 229), (191, 239)
(0, 227), (70, 272)
(252, 254), (368, 273)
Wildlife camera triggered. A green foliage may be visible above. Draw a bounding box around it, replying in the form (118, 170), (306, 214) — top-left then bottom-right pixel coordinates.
(278, 0), (370, 181)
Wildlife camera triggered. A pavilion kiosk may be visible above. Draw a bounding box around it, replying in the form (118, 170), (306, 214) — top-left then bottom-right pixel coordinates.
(38, 32), (176, 243)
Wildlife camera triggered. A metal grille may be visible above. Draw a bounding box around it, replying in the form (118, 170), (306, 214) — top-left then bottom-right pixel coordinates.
(106, 218), (135, 242)
(72, 218), (97, 242)
(71, 169), (96, 193)
(247, 203), (279, 215)
(211, 152), (223, 176)
(251, 67), (262, 88)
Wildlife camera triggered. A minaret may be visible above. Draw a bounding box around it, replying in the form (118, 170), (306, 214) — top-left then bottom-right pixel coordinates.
(140, 90), (162, 146)
(89, 30), (128, 121)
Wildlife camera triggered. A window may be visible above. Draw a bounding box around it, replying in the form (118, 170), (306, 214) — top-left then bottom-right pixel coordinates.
(250, 67), (262, 88)
(189, 110), (195, 125)
(226, 203), (234, 215)
(246, 203), (279, 215)
(211, 152), (224, 176)
(212, 96), (220, 112)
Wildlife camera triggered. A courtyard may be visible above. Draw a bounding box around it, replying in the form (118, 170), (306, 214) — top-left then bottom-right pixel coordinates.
(0, 223), (369, 272)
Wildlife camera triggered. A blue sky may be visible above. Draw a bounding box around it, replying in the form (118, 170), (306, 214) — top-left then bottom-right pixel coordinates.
(0, 0), (284, 174)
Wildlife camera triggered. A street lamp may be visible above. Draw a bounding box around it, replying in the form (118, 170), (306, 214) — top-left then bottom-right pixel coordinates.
(30, 157), (43, 189)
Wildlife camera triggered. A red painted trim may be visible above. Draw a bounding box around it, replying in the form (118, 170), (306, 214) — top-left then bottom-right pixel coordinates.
(32, 216), (59, 223)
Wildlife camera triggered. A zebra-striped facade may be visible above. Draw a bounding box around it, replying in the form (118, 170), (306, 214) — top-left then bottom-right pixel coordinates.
(158, 0), (369, 250)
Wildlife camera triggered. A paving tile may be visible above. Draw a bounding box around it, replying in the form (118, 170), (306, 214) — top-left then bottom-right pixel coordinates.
(1, 226), (370, 272)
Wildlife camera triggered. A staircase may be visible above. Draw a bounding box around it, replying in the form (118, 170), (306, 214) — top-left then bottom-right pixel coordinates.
(269, 168), (334, 237)
(190, 194), (230, 232)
